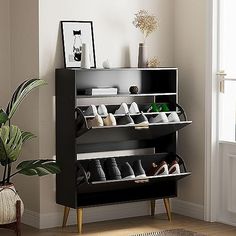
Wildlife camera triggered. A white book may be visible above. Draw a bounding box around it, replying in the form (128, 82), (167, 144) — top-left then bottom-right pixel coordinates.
(85, 87), (118, 95)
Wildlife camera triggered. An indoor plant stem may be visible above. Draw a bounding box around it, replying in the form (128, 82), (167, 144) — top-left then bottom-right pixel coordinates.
(6, 119), (11, 183)
(2, 165), (7, 185)
(7, 162), (11, 184)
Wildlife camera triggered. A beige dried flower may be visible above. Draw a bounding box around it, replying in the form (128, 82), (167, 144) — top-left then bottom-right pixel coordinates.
(147, 57), (160, 68)
(133, 10), (158, 41)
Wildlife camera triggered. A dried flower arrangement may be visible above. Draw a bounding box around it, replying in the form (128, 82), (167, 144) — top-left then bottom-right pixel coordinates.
(147, 57), (160, 68)
(133, 10), (158, 42)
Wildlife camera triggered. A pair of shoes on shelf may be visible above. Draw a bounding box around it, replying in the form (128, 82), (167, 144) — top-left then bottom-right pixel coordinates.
(87, 159), (146, 182)
(115, 102), (140, 115)
(149, 112), (180, 123)
(106, 159), (146, 180)
(87, 114), (116, 128)
(84, 104), (108, 116)
(121, 160), (146, 179)
(87, 113), (149, 127)
(117, 112), (149, 126)
(87, 158), (121, 182)
(148, 160), (180, 176)
(147, 103), (170, 113)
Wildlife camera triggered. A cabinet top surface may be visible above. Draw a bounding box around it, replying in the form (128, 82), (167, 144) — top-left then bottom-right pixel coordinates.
(56, 67), (178, 71)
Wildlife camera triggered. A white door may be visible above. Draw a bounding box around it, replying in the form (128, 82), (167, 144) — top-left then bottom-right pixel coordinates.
(217, 0), (236, 226)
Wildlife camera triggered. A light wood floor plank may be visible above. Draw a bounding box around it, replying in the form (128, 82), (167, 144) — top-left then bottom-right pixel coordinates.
(1, 214), (236, 235)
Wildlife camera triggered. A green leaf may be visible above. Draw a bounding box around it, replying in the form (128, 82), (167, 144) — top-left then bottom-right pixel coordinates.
(0, 109), (8, 126)
(21, 131), (36, 144)
(16, 159), (60, 176)
(6, 79), (47, 119)
(0, 125), (23, 163)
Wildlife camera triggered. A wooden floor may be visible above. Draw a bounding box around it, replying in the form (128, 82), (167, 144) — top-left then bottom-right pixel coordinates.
(1, 214), (236, 236)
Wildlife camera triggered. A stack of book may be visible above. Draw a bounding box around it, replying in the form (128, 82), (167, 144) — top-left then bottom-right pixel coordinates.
(85, 87), (118, 96)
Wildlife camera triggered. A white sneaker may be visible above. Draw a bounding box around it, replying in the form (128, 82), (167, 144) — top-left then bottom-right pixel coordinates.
(129, 102), (140, 114)
(149, 112), (168, 123)
(98, 104), (108, 116)
(115, 103), (129, 115)
(84, 105), (97, 116)
(168, 112), (180, 122)
(103, 113), (117, 126)
(87, 115), (103, 128)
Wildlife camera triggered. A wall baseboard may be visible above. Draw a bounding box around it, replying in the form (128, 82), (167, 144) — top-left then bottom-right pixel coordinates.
(171, 198), (204, 220)
(23, 200), (165, 229)
(22, 209), (40, 229)
(22, 199), (204, 229)
(217, 218), (236, 227)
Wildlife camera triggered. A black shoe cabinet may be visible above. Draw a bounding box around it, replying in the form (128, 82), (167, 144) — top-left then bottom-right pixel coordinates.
(55, 68), (192, 233)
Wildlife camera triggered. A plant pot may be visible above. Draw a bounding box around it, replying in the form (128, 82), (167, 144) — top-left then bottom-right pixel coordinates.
(0, 184), (24, 224)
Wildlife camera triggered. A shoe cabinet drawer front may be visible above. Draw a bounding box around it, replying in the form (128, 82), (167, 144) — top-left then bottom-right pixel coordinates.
(76, 181), (178, 207)
(76, 153), (190, 194)
(76, 122), (191, 144)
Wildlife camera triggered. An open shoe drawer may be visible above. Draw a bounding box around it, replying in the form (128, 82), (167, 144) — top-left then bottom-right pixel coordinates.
(76, 153), (191, 194)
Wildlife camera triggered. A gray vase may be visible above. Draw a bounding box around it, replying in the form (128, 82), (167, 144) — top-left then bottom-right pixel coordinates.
(138, 43), (148, 68)
(81, 43), (91, 69)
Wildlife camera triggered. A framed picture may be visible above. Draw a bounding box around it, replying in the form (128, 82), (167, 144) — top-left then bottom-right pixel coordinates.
(61, 21), (96, 68)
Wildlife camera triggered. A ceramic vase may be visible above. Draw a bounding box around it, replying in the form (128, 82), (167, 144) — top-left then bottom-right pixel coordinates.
(138, 43), (148, 68)
(129, 86), (139, 94)
(81, 43), (91, 69)
(0, 184), (24, 224)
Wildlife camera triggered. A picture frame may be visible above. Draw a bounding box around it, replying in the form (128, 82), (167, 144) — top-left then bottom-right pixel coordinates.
(61, 21), (96, 68)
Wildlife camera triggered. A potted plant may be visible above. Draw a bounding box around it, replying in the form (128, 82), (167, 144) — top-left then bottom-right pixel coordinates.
(0, 79), (60, 226)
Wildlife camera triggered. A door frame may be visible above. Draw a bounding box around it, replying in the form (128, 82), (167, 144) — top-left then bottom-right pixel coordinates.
(204, 0), (220, 222)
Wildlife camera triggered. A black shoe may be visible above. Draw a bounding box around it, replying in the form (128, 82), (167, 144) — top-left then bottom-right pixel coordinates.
(117, 114), (134, 126)
(121, 162), (135, 179)
(104, 158), (121, 180)
(133, 112), (149, 126)
(88, 160), (106, 182)
(133, 160), (146, 178)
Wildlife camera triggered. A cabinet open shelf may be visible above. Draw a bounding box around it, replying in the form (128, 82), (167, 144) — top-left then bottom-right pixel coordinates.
(77, 92), (177, 98)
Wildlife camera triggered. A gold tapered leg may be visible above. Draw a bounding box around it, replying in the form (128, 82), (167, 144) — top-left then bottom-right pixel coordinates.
(62, 207), (70, 227)
(76, 208), (83, 234)
(150, 200), (156, 216)
(163, 198), (172, 221)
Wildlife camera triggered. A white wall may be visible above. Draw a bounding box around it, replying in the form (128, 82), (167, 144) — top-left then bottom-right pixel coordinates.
(0, 0), (41, 214)
(0, 0), (11, 183)
(0, 0), (10, 107)
(0, 0), (207, 228)
(174, 0), (206, 206)
(37, 0), (175, 227)
(9, 0), (40, 213)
